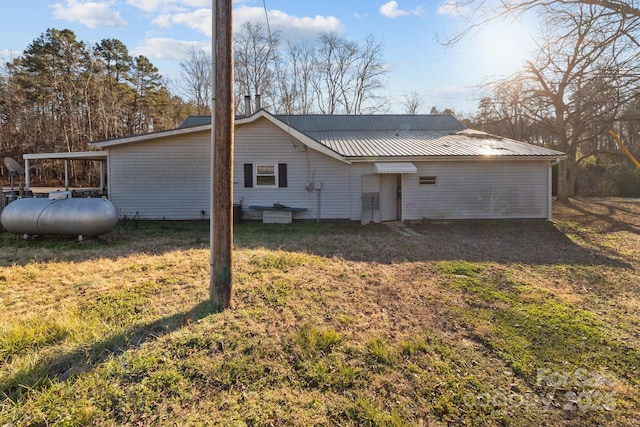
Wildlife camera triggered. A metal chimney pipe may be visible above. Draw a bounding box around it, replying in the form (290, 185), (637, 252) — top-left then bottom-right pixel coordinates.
(255, 94), (261, 111)
(244, 95), (252, 116)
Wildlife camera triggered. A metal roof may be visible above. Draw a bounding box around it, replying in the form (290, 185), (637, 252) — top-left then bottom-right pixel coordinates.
(273, 114), (465, 132)
(179, 115), (214, 128)
(273, 115), (564, 159)
(129, 113), (564, 159)
(23, 151), (108, 161)
(306, 129), (566, 158)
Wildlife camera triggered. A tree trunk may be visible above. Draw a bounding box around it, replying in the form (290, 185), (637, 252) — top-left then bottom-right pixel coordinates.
(557, 159), (569, 201)
(567, 161), (578, 198)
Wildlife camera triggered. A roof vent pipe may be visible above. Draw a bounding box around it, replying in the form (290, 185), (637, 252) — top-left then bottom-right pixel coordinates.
(244, 95), (252, 116)
(255, 94), (261, 111)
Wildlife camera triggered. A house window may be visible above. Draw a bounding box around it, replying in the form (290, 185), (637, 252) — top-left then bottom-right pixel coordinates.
(244, 163), (288, 188)
(419, 176), (437, 185)
(256, 164), (277, 187)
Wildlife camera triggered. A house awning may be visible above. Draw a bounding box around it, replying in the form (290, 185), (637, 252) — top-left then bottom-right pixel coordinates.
(373, 162), (417, 174)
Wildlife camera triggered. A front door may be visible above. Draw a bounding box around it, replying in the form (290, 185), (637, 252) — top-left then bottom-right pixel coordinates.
(379, 174), (398, 222)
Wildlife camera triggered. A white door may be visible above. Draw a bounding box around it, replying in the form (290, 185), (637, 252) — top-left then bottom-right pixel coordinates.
(379, 174), (398, 222)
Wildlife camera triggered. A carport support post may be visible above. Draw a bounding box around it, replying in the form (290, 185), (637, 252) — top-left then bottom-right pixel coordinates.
(64, 160), (69, 190)
(209, 0), (234, 311)
(25, 159), (30, 192)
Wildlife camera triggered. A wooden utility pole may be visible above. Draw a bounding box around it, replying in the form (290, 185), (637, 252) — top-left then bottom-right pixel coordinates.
(210, 0), (234, 311)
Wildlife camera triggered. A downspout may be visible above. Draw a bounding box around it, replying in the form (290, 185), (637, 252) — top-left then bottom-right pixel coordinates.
(317, 187), (321, 222)
(106, 151), (112, 201)
(400, 174), (404, 223)
(548, 158), (560, 221)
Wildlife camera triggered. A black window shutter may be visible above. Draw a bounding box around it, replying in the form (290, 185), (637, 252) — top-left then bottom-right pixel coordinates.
(244, 164), (253, 188)
(278, 163), (288, 188)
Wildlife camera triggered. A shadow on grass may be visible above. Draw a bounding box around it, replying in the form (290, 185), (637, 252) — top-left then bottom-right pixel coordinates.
(563, 198), (640, 235)
(3, 299), (214, 402)
(1, 199), (636, 268)
(234, 219), (631, 268)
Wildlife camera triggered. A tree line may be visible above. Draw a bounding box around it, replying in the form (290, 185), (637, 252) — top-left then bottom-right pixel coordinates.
(0, 28), (193, 186)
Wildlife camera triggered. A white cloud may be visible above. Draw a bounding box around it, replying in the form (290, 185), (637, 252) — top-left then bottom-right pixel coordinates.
(379, 1), (424, 19)
(380, 1), (409, 18)
(152, 14), (173, 29)
(126, 0), (210, 13)
(50, 0), (127, 28)
(234, 6), (343, 42)
(436, 1), (469, 16)
(141, 5), (341, 44)
(132, 38), (209, 61)
(170, 9), (212, 36)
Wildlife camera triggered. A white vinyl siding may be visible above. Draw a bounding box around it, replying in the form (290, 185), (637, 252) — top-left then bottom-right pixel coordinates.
(103, 116), (552, 222)
(107, 131), (210, 220)
(402, 160), (549, 220)
(234, 117), (351, 221)
(106, 119), (353, 221)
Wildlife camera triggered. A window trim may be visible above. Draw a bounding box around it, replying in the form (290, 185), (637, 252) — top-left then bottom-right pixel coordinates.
(254, 162), (278, 188)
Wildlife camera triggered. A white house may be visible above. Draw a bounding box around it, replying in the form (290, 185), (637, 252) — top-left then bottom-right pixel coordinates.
(89, 109), (565, 222)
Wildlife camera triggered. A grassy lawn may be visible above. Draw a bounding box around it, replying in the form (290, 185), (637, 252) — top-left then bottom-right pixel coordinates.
(1, 198), (639, 426)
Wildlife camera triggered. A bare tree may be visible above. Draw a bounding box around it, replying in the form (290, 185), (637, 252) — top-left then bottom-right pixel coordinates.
(478, 5), (640, 199)
(233, 21), (280, 112)
(402, 91), (424, 114)
(231, 24), (387, 115)
(313, 33), (351, 114)
(178, 48), (211, 115)
(313, 33), (387, 114)
(346, 35), (387, 114)
(448, 0), (640, 199)
(446, 0), (640, 45)
(279, 42), (317, 114)
(473, 78), (535, 141)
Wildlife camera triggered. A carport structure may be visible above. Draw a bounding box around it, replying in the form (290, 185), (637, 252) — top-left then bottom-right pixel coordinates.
(23, 151), (108, 194)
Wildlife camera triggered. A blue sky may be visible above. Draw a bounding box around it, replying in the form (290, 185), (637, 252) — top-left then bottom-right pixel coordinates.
(0, 0), (538, 115)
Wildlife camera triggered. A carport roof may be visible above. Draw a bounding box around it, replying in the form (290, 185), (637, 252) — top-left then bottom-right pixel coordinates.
(23, 151), (108, 161)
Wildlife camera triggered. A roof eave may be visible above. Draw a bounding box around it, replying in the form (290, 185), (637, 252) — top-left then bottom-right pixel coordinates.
(89, 124), (211, 148)
(348, 154), (567, 162)
(23, 151), (108, 161)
